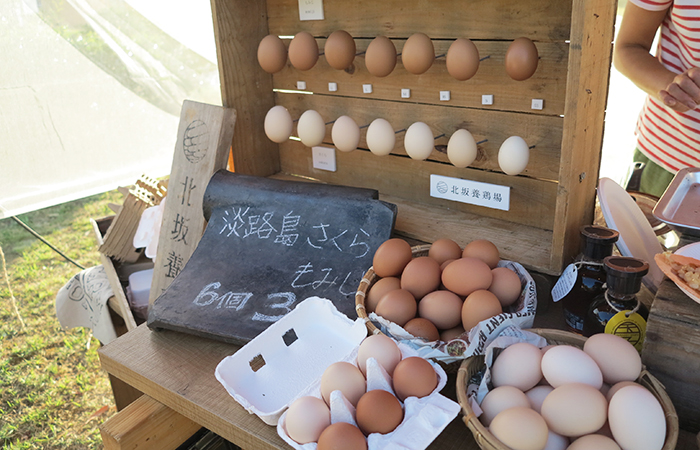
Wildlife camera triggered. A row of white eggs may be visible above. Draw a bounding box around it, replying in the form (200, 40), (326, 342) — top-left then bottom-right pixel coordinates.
(265, 106), (530, 176)
(259, 31), (539, 81)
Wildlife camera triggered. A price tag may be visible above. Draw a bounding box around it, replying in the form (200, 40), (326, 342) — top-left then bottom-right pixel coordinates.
(551, 264), (578, 302)
(298, 0), (324, 20)
(312, 146), (336, 172)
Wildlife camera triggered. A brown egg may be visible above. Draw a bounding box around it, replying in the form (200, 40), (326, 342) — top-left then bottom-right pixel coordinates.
(401, 32), (435, 75)
(403, 317), (440, 341)
(429, 238), (462, 265)
(373, 238), (412, 277)
(401, 256), (441, 299)
(356, 334), (402, 376)
(324, 30), (356, 70)
(317, 422), (367, 450)
(418, 290), (463, 330)
(462, 239), (500, 269)
(365, 36), (397, 77)
(356, 389), (404, 435)
(461, 289), (503, 331)
(440, 325), (465, 342)
(320, 361), (366, 407)
(505, 37), (539, 81)
(257, 34), (287, 74)
(440, 258), (456, 271)
(489, 267), (522, 307)
(375, 289), (417, 327)
(442, 257), (493, 296)
(446, 38), (480, 81)
(366, 276), (401, 313)
(392, 357), (438, 401)
(289, 31), (319, 71)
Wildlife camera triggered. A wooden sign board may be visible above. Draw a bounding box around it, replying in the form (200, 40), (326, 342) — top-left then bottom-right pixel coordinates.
(148, 101), (236, 305)
(147, 171), (396, 344)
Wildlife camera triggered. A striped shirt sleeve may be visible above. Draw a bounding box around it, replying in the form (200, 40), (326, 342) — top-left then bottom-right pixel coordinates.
(628, 0), (673, 11)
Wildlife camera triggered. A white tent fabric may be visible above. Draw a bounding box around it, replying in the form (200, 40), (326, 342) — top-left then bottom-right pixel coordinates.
(0, 0), (220, 219)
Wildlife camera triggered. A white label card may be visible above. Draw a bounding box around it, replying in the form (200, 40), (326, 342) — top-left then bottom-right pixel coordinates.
(551, 264), (578, 302)
(430, 174), (510, 211)
(312, 146), (336, 172)
(298, 0), (324, 20)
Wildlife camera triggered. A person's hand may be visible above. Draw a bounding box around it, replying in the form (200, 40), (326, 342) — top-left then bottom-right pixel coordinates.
(659, 67), (700, 112)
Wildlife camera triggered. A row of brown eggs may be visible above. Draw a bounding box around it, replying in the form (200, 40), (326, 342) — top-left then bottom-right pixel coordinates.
(284, 334), (439, 449)
(479, 334), (666, 450)
(368, 238), (523, 341)
(259, 31), (539, 81)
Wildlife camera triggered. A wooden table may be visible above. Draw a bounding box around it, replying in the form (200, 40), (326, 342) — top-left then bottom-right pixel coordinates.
(98, 275), (700, 450)
(98, 322), (476, 450)
(643, 235), (700, 434)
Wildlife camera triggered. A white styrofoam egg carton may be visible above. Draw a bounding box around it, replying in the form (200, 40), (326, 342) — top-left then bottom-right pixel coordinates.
(215, 297), (368, 425)
(276, 340), (460, 450)
(215, 297), (460, 449)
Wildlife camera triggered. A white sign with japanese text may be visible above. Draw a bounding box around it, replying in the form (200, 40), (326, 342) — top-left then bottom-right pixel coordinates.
(430, 174), (510, 211)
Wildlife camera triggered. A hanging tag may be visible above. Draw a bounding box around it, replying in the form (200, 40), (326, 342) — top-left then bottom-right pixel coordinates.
(605, 311), (647, 352)
(551, 264), (578, 302)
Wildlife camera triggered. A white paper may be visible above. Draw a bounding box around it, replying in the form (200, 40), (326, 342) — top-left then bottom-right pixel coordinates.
(298, 0), (324, 20)
(133, 196), (166, 260)
(551, 263), (578, 302)
(55, 265), (117, 344)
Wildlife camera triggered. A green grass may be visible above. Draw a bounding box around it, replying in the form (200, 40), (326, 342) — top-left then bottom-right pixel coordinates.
(1, 189), (123, 449)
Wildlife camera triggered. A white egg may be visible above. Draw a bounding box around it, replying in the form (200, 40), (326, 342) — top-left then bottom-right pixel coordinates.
(404, 122), (435, 160)
(366, 118), (396, 156)
(447, 129), (477, 167)
(331, 115), (361, 152)
(264, 105), (293, 143)
(608, 385), (666, 450)
(297, 109), (326, 147)
(525, 385), (553, 414)
(540, 383), (607, 437)
(491, 342), (543, 391)
(498, 135), (529, 175)
(479, 385), (530, 426)
(583, 333), (642, 385)
(541, 345), (603, 389)
(543, 430), (569, 450)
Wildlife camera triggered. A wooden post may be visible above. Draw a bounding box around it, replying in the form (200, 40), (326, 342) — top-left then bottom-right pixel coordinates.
(148, 101), (236, 305)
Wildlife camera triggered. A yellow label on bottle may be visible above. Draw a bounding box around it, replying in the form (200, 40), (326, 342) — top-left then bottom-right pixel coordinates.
(604, 311), (647, 352)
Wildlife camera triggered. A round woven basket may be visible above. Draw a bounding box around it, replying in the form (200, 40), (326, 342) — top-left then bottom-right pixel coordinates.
(355, 244), (431, 336)
(455, 328), (679, 450)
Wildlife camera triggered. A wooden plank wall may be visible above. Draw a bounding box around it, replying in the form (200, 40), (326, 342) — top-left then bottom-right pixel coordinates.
(213, 0), (615, 274)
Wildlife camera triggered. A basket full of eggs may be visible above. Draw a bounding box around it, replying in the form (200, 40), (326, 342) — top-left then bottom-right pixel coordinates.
(456, 328), (678, 450)
(355, 238), (537, 365)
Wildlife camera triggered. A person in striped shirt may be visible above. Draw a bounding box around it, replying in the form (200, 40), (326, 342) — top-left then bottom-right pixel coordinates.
(615, 0), (700, 197)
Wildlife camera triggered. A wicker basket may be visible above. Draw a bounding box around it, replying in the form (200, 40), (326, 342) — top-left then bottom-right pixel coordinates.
(355, 244), (431, 337)
(455, 328), (680, 450)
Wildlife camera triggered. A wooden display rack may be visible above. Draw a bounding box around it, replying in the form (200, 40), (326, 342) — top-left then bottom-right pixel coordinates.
(211, 0), (616, 275)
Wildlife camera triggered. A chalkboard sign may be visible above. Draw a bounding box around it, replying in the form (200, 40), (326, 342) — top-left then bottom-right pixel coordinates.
(147, 170), (397, 344)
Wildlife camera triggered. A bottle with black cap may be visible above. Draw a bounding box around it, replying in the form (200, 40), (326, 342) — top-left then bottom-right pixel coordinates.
(582, 256), (650, 352)
(558, 225), (620, 334)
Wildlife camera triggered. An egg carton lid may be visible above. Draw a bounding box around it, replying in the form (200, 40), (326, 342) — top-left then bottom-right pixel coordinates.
(215, 297), (368, 425)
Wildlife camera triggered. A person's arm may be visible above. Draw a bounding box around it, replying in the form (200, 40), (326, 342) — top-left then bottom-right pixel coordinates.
(614, 2), (700, 112)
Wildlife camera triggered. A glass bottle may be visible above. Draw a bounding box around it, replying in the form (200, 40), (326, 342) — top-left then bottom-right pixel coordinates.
(583, 256), (650, 352)
(560, 225), (619, 334)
